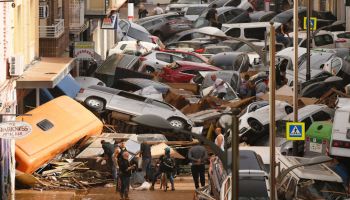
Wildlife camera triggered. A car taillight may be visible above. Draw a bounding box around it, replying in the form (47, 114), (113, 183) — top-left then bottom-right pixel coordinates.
(195, 48), (205, 53)
(336, 38), (347, 43)
(332, 140), (350, 148)
(139, 57), (147, 61)
(79, 88), (84, 93)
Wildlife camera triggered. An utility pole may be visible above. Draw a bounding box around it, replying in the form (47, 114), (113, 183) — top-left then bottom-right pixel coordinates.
(269, 21), (276, 200)
(306, 0), (311, 81)
(231, 108), (240, 200)
(347, 0), (350, 31)
(292, 0), (299, 156)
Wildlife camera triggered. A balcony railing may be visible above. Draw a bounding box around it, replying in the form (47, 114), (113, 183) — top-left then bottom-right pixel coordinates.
(70, 0), (85, 32)
(39, 19), (65, 38)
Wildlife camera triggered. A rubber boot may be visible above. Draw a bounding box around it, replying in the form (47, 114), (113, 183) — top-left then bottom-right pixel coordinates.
(150, 185), (154, 191)
(171, 183), (175, 191)
(120, 193), (124, 200)
(125, 192), (130, 200)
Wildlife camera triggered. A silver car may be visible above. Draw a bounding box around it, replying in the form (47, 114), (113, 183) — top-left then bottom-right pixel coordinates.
(75, 85), (193, 129)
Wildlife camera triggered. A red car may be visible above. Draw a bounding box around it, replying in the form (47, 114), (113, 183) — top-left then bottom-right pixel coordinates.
(160, 49), (209, 64)
(160, 61), (221, 83)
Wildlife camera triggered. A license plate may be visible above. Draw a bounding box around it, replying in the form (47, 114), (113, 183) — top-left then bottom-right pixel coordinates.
(309, 142), (323, 153)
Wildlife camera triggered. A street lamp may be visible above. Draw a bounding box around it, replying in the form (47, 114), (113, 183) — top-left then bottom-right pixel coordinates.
(132, 115), (227, 170)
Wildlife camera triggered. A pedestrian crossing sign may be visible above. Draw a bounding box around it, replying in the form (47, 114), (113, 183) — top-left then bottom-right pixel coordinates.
(303, 17), (317, 31)
(286, 122), (305, 141)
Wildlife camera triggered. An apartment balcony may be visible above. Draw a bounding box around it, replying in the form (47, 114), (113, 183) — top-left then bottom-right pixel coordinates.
(39, 19), (65, 39)
(70, 0), (88, 34)
(85, 0), (126, 17)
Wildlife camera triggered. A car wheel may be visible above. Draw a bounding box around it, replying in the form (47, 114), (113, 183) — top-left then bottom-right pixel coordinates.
(168, 118), (186, 129)
(285, 106), (293, 114)
(248, 119), (263, 132)
(84, 97), (104, 112)
(145, 66), (155, 74)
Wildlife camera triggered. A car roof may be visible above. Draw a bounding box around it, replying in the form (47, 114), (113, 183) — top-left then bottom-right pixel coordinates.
(222, 22), (281, 29)
(175, 60), (220, 69)
(283, 104), (328, 121)
(278, 154), (343, 182)
(119, 78), (169, 88)
(239, 177), (269, 198)
(239, 150), (264, 170)
(136, 12), (180, 23)
(217, 6), (241, 14)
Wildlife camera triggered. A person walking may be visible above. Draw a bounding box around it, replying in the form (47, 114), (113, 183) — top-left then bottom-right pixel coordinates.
(150, 147), (175, 191)
(153, 3), (164, 15)
(214, 127), (224, 151)
(119, 151), (136, 200)
(138, 3), (148, 19)
(140, 142), (152, 181)
(188, 144), (208, 189)
(209, 74), (227, 99)
(101, 140), (118, 181)
(206, 4), (219, 28)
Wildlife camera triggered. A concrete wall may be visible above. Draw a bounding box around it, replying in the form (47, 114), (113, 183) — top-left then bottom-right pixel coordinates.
(92, 19), (116, 60)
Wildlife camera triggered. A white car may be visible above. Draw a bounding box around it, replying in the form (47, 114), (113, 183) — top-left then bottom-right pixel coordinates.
(290, 30), (336, 49)
(182, 4), (208, 21)
(239, 101), (293, 136)
(332, 31), (350, 48)
(107, 41), (157, 57)
(139, 51), (184, 73)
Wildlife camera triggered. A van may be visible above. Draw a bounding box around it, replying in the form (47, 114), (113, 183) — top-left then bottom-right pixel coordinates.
(330, 104), (350, 158)
(15, 96), (103, 173)
(276, 151), (347, 200)
(222, 22), (281, 41)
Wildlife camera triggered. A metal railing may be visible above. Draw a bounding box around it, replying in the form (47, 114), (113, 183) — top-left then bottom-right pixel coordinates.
(39, 19), (65, 38)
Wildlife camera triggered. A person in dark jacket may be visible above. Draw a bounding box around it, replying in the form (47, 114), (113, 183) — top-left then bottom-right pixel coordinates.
(101, 140), (118, 181)
(140, 142), (152, 181)
(119, 151), (136, 200)
(138, 3), (148, 19)
(188, 144), (208, 189)
(150, 147), (175, 191)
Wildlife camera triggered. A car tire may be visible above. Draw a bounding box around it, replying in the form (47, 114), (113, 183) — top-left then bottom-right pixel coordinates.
(248, 119), (263, 132)
(84, 97), (104, 112)
(285, 106), (293, 114)
(168, 118), (186, 129)
(145, 66), (155, 74)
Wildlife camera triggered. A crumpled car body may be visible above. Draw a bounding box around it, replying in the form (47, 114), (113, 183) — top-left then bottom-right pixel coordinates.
(75, 85), (193, 129)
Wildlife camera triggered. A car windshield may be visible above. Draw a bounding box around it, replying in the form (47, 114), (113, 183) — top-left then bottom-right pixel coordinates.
(337, 32), (350, 39)
(248, 101), (268, 113)
(298, 52), (334, 70)
(297, 180), (347, 200)
(95, 54), (135, 75)
(194, 17), (209, 28)
(119, 20), (129, 33)
(186, 7), (207, 15)
(205, 47), (232, 54)
(128, 27), (151, 42)
(177, 0), (201, 4)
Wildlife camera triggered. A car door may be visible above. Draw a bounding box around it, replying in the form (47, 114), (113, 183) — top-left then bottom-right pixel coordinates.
(109, 91), (147, 116)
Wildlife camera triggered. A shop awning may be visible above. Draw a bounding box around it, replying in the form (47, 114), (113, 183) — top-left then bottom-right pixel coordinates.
(16, 57), (75, 89)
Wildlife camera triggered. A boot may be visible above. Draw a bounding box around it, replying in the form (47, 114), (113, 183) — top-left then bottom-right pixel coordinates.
(120, 193), (124, 200)
(125, 192), (130, 200)
(150, 185), (154, 191)
(171, 183), (175, 191)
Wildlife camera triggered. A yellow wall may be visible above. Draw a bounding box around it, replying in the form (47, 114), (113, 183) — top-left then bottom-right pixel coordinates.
(13, 0), (39, 66)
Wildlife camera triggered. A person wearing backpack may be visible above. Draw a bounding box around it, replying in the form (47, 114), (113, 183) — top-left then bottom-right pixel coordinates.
(150, 147), (175, 191)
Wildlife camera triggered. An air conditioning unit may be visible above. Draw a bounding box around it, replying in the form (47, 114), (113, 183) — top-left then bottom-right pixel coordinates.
(39, 3), (49, 19)
(9, 55), (24, 76)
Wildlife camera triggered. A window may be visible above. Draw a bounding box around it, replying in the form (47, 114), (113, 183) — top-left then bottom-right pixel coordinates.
(244, 27), (266, 40)
(37, 119), (54, 131)
(181, 70), (197, 75)
(312, 111), (331, 122)
(314, 34), (334, 46)
(128, 27), (152, 42)
(225, 0), (241, 6)
(119, 20), (129, 33)
(285, 178), (297, 200)
(186, 7), (206, 15)
(156, 53), (171, 63)
(223, 11), (236, 22)
(119, 44), (127, 50)
(337, 32), (350, 39)
(142, 21), (154, 29)
(302, 117), (313, 130)
(183, 54), (204, 63)
(225, 28), (241, 38)
(171, 55), (183, 62)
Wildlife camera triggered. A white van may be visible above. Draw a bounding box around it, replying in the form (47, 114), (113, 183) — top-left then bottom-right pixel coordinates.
(276, 152), (347, 200)
(222, 22), (282, 41)
(330, 103), (350, 158)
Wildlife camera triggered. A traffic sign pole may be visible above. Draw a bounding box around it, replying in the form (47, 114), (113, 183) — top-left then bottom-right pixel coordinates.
(306, 0), (311, 82)
(269, 22), (276, 200)
(292, 0), (299, 156)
